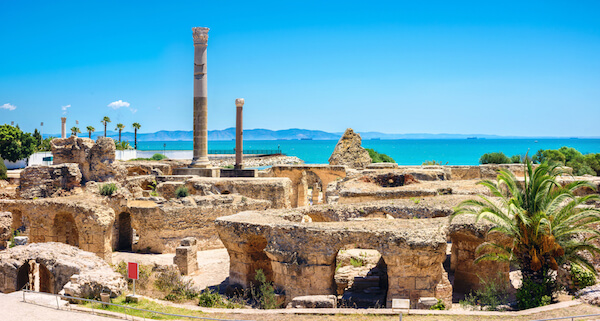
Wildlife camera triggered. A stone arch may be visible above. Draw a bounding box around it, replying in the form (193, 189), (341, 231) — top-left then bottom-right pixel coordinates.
(52, 213), (79, 247)
(246, 235), (273, 286)
(334, 246), (388, 308)
(305, 170), (324, 205)
(116, 212), (133, 251)
(10, 210), (27, 234)
(16, 261), (31, 291)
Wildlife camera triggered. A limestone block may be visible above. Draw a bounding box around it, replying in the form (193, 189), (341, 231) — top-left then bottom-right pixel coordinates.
(13, 236), (28, 246)
(289, 295), (337, 308)
(328, 128), (371, 169)
(174, 237), (198, 275)
(417, 297), (438, 309)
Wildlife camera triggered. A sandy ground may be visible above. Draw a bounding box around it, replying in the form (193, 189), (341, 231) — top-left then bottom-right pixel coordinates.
(113, 248), (230, 290)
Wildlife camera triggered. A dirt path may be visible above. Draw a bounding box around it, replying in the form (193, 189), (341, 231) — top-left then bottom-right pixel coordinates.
(113, 248), (230, 290)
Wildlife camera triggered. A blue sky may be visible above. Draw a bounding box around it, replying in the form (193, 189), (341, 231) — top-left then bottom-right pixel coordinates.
(1, 0), (599, 137)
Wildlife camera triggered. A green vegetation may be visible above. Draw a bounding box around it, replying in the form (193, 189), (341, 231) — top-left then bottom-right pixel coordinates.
(222, 164), (234, 169)
(533, 147), (600, 176)
(479, 152), (523, 164)
(130, 153), (167, 161)
(86, 126), (95, 139)
(430, 299), (446, 310)
(197, 287), (244, 308)
(350, 257), (365, 267)
(70, 126), (81, 136)
(115, 140), (132, 150)
(252, 269), (278, 309)
(0, 157), (7, 180)
(154, 266), (197, 302)
(115, 123), (125, 142)
(175, 186), (189, 198)
(0, 124), (38, 162)
(81, 295), (208, 320)
(459, 274), (510, 311)
(99, 183), (118, 196)
(453, 160), (600, 309)
(132, 122), (141, 149)
(8, 229), (20, 248)
(101, 116), (111, 137)
(422, 160), (448, 165)
(570, 263), (596, 290)
(366, 148), (395, 163)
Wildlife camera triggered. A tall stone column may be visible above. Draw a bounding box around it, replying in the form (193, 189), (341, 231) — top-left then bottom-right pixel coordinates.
(61, 117), (67, 138)
(235, 98), (245, 169)
(190, 27), (210, 168)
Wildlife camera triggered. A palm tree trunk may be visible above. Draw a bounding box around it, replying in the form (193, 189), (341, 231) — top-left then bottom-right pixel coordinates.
(104, 123), (107, 137)
(88, 131), (92, 139)
(118, 130), (122, 142)
(134, 128), (138, 150)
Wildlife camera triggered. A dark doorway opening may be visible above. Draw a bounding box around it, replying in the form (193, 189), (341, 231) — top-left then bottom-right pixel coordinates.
(117, 212), (133, 251)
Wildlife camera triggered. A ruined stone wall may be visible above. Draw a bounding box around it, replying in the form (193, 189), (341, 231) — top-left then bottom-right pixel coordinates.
(0, 199), (115, 262)
(268, 165), (347, 207)
(18, 164), (82, 199)
(216, 205), (453, 308)
(449, 216), (511, 293)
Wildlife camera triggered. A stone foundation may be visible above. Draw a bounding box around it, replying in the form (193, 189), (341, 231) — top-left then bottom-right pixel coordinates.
(174, 237), (198, 275)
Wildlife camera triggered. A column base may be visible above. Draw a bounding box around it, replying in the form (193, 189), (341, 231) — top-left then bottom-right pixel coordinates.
(173, 167), (220, 177)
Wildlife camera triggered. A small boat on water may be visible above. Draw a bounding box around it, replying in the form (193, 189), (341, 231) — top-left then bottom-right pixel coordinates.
(466, 137), (477, 140)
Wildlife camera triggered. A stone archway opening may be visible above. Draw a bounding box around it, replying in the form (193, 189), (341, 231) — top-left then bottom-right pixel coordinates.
(246, 235), (273, 287)
(117, 212), (133, 251)
(334, 247), (388, 308)
(17, 261), (31, 291)
(37, 263), (53, 293)
(305, 171), (324, 205)
(52, 213), (79, 247)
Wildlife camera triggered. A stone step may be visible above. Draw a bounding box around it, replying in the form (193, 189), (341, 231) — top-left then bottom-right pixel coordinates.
(340, 291), (386, 308)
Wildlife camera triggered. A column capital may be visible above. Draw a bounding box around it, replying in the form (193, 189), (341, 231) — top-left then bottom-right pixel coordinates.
(192, 27), (209, 45)
(235, 98), (245, 107)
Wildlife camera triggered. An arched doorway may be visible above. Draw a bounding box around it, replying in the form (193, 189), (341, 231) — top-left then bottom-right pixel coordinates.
(16, 261), (31, 291)
(117, 212), (133, 251)
(53, 213), (79, 247)
(334, 247), (388, 308)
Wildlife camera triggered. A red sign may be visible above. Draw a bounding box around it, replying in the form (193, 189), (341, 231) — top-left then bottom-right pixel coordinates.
(127, 262), (139, 280)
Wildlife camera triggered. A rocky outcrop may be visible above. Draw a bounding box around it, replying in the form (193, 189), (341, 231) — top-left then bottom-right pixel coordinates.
(0, 242), (126, 297)
(51, 136), (126, 183)
(328, 128), (371, 169)
(0, 211), (12, 248)
(18, 164), (82, 199)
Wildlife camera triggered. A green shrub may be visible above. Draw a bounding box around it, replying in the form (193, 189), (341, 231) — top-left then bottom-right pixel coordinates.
(151, 153), (167, 161)
(155, 266), (197, 301)
(0, 157), (7, 180)
(460, 274), (510, 311)
(479, 152), (511, 164)
(571, 263), (596, 290)
(422, 160), (448, 165)
(99, 183), (118, 196)
(350, 257), (365, 267)
(114, 141), (132, 150)
(198, 288), (225, 307)
(430, 299), (446, 310)
(516, 276), (554, 310)
(252, 269), (277, 309)
(0, 124), (37, 162)
(510, 154), (522, 163)
(366, 148), (395, 163)
(175, 186), (189, 198)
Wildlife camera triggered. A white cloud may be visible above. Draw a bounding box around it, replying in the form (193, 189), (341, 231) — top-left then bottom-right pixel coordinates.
(107, 100), (131, 109)
(1, 103), (16, 111)
(61, 104), (71, 115)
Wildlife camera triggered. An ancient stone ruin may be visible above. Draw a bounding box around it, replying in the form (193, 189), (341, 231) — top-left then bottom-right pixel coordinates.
(328, 128), (371, 169)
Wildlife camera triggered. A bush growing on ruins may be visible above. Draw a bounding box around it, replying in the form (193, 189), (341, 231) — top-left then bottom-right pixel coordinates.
(0, 157), (7, 180)
(175, 186), (189, 198)
(151, 153), (167, 161)
(155, 266), (197, 301)
(251, 269), (277, 309)
(430, 299), (446, 310)
(0, 124), (37, 162)
(366, 148), (395, 163)
(459, 273), (510, 311)
(100, 183), (118, 196)
(570, 263), (596, 290)
(453, 159), (600, 309)
(422, 160), (448, 165)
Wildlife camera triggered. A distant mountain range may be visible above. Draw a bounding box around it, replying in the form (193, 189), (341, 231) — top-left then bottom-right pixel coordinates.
(43, 128), (598, 141)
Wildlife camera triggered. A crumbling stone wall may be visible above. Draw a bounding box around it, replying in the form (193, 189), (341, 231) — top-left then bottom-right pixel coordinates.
(449, 215), (511, 293)
(216, 202), (453, 308)
(51, 136), (126, 182)
(18, 163), (82, 199)
(269, 165), (347, 207)
(328, 128), (371, 169)
(0, 199), (115, 261)
(0, 242), (125, 297)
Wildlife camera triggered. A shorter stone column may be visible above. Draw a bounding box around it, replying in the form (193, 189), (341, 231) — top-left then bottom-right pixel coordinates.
(61, 117), (67, 138)
(173, 237), (198, 275)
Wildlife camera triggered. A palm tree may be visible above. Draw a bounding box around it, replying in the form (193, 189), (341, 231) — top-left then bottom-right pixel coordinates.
(86, 126), (95, 139)
(101, 116), (111, 137)
(452, 160), (600, 307)
(70, 126), (81, 137)
(115, 123), (125, 142)
(132, 122), (141, 150)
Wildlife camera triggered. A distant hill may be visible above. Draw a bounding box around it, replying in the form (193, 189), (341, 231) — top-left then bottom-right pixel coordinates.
(43, 129), (596, 141)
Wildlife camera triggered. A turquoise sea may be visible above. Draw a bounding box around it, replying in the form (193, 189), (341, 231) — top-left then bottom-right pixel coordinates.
(137, 139), (600, 166)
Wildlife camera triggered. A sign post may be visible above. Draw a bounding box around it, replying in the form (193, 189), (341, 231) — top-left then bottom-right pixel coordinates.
(126, 262), (140, 303)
